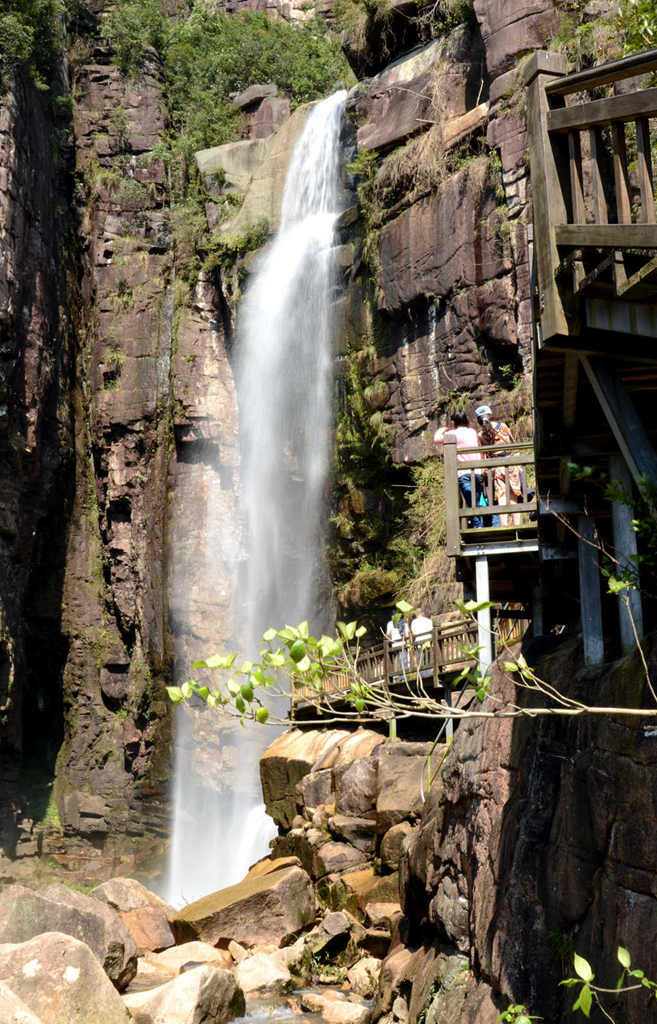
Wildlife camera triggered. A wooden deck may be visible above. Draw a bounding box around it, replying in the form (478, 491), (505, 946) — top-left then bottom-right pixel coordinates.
(290, 616), (527, 713)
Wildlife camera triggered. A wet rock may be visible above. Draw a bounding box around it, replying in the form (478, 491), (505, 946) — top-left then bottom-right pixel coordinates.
(321, 867), (400, 919)
(0, 931), (131, 1024)
(122, 964), (244, 1024)
(170, 861), (315, 948)
(0, 884), (137, 991)
(347, 955), (382, 998)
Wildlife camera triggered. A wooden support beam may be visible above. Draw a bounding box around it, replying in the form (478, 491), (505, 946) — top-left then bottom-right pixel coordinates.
(475, 555), (494, 677)
(580, 356), (657, 492)
(636, 117), (656, 224)
(577, 515), (604, 665)
(609, 454), (644, 653)
(523, 51), (570, 343)
(589, 127), (608, 226)
(563, 353), (578, 427)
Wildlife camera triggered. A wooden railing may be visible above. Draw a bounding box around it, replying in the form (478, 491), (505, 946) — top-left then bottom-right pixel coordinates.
(290, 615), (527, 710)
(525, 48), (657, 343)
(443, 437), (537, 556)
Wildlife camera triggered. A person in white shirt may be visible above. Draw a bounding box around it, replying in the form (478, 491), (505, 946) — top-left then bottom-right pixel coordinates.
(411, 611), (433, 643)
(433, 409), (483, 528)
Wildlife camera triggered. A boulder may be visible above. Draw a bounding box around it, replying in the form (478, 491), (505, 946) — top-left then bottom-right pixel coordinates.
(347, 956), (382, 998)
(234, 951), (293, 995)
(144, 941), (232, 975)
(119, 907), (175, 954)
(300, 767), (333, 810)
(381, 822), (414, 871)
(334, 757), (379, 818)
(314, 841), (369, 879)
(376, 742), (433, 833)
(0, 931), (132, 1024)
(170, 861), (315, 948)
(300, 989), (371, 1024)
(320, 867), (400, 919)
(366, 902), (402, 931)
(122, 964), (244, 1024)
(91, 877), (174, 916)
(329, 814), (377, 853)
(0, 884), (137, 991)
(0, 981), (44, 1024)
(260, 729), (383, 830)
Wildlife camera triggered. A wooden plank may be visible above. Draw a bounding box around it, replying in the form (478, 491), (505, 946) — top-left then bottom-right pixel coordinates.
(577, 514), (604, 665)
(443, 436), (460, 556)
(554, 223), (657, 248)
(636, 117), (656, 224)
(458, 500), (537, 518)
(454, 453), (535, 470)
(548, 87), (657, 133)
(612, 120), (630, 291)
(589, 127), (608, 225)
(545, 49), (657, 97)
(575, 252), (614, 293)
(617, 252), (657, 298)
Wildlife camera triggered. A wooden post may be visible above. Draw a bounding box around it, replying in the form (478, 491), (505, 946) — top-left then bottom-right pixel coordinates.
(444, 683), (453, 742)
(609, 454), (644, 653)
(383, 635), (391, 685)
(475, 555), (493, 677)
(444, 435), (460, 555)
(577, 515), (604, 665)
(523, 50), (570, 344)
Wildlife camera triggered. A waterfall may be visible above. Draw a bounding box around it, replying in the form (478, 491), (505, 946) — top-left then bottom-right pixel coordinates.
(165, 91), (346, 906)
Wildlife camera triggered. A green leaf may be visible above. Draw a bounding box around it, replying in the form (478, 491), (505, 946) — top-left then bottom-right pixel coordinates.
(630, 969), (645, 979)
(289, 639), (306, 663)
(504, 661), (518, 672)
(572, 983), (592, 1017)
(573, 954), (594, 984)
(227, 678), (240, 696)
(166, 685), (184, 704)
(353, 698), (365, 712)
(240, 660), (253, 674)
(251, 666), (265, 685)
(235, 696), (245, 713)
(240, 683), (254, 702)
(206, 693), (217, 708)
(205, 653), (227, 669)
(191, 659), (208, 669)
(355, 625), (367, 638)
(296, 655), (311, 673)
(617, 946), (631, 970)
(262, 628), (277, 642)
(256, 707), (269, 724)
(298, 620), (309, 638)
(197, 686), (209, 700)
(181, 681), (193, 699)
(396, 600), (413, 614)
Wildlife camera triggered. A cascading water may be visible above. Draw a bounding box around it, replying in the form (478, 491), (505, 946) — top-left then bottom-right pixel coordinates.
(165, 91), (347, 906)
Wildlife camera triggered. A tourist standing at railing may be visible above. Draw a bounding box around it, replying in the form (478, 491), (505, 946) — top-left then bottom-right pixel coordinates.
(386, 612), (409, 674)
(433, 410), (484, 528)
(475, 404), (522, 525)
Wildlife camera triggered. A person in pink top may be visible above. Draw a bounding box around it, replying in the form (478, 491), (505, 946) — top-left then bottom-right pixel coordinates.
(433, 410), (483, 528)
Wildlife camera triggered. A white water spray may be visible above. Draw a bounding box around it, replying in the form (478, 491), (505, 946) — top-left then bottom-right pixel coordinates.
(165, 92), (346, 905)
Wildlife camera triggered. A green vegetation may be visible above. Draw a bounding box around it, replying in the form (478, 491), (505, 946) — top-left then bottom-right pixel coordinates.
(100, 3), (351, 159)
(615, 0), (657, 52)
(0, 0), (80, 89)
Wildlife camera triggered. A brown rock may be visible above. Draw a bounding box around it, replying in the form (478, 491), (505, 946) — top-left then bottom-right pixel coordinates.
(381, 822), (414, 871)
(122, 964), (245, 1024)
(146, 942), (232, 975)
(0, 932), (131, 1024)
(120, 907), (175, 954)
(92, 877), (175, 954)
(347, 956), (382, 998)
(474, 0), (560, 80)
(334, 756), (379, 818)
(0, 884), (137, 991)
(376, 742), (432, 834)
(314, 841), (369, 878)
(328, 814), (378, 853)
(300, 989), (371, 1024)
(0, 981), (43, 1024)
(170, 862), (315, 948)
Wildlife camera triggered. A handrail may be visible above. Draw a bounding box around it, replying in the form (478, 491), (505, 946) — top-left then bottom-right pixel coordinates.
(524, 48), (657, 343)
(443, 437), (537, 555)
(545, 48), (657, 97)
